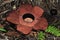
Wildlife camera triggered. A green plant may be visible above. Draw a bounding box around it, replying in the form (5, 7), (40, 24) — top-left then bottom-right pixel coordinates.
(38, 31), (45, 40)
(45, 25), (60, 36)
(0, 28), (6, 32)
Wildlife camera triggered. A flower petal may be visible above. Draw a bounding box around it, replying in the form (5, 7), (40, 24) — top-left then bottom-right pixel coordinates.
(17, 25), (32, 34)
(7, 11), (19, 24)
(32, 6), (44, 18)
(33, 17), (48, 30)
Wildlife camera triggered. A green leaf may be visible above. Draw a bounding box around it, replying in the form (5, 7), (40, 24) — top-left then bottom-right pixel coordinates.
(0, 28), (7, 32)
(45, 25), (60, 37)
(38, 31), (45, 40)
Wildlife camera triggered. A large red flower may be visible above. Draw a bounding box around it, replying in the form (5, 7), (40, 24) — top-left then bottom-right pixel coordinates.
(7, 4), (48, 34)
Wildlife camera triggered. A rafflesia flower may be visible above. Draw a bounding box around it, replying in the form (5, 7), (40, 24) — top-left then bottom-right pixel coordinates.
(7, 4), (48, 34)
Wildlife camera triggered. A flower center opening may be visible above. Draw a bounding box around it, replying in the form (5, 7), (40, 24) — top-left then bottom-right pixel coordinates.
(22, 13), (35, 23)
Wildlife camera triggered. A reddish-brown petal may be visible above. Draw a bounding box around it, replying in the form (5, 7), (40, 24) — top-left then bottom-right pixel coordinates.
(32, 6), (44, 18)
(7, 11), (19, 24)
(33, 17), (48, 30)
(17, 25), (32, 34)
(20, 4), (33, 12)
